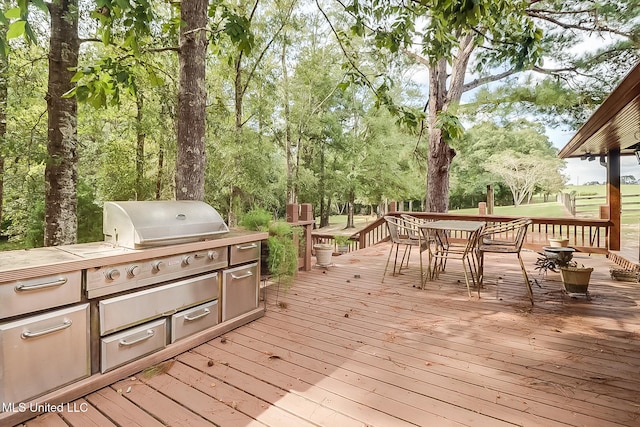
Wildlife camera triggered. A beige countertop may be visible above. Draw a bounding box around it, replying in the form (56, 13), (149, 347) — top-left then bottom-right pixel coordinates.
(0, 230), (268, 282)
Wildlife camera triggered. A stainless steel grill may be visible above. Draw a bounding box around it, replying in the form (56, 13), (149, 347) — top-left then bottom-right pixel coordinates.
(103, 201), (229, 249)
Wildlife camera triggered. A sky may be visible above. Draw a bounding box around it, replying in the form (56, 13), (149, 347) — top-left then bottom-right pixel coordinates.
(547, 128), (640, 186)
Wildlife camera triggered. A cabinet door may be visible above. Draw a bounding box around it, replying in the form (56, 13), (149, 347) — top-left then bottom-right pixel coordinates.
(0, 304), (90, 403)
(222, 263), (259, 322)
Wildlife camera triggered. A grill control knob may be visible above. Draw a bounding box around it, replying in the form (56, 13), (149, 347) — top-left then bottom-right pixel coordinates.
(182, 255), (192, 266)
(127, 265), (141, 277)
(104, 268), (121, 281)
(208, 250), (219, 260)
(151, 261), (164, 272)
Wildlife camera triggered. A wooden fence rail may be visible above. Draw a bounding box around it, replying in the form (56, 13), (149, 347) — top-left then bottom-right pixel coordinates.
(312, 212), (611, 255)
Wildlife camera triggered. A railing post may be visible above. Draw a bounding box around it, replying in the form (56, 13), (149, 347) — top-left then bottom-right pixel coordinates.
(293, 203), (313, 271)
(478, 202), (486, 215)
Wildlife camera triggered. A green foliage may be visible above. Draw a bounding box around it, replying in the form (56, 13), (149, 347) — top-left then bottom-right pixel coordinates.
(333, 234), (350, 245)
(239, 207), (272, 231)
(24, 200), (44, 247)
(266, 221), (301, 285)
(435, 110), (464, 142)
(77, 180), (104, 243)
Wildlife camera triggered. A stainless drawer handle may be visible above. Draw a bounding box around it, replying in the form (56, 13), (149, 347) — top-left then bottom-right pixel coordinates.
(236, 243), (257, 250)
(15, 278), (68, 292)
(21, 319), (72, 339)
(184, 308), (211, 321)
(231, 271), (253, 280)
(119, 330), (155, 346)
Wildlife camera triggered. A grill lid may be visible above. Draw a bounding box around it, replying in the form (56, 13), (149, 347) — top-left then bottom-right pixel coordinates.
(103, 201), (229, 249)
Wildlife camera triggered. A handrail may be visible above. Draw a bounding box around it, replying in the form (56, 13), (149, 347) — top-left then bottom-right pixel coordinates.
(314, 212), (611, 254)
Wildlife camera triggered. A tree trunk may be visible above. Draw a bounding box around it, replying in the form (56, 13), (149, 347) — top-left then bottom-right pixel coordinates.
(135, 91), (145, 200)
(282, 39), (296, 204)
(345, 190), (355, 228)
(155, 144), (164, 199)
(176, 0), (207, 201)
(45, 0), (79, 246)
(426, 59), (455, 213)
(319, 145), (329, 227)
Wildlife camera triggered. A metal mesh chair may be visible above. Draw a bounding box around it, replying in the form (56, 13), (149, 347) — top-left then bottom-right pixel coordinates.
(428, 224), (484, 297)
(382, 216), (428, 283)
(477, 218), (533, 304)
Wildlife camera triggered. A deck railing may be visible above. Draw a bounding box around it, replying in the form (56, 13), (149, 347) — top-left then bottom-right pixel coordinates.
(312, 212), (611, 254)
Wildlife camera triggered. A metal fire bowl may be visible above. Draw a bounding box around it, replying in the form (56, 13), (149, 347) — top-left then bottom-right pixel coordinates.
(543, 246), (575, 266)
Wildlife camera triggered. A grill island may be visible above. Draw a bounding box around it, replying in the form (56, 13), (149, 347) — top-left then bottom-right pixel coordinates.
(0, 201), (267, 425)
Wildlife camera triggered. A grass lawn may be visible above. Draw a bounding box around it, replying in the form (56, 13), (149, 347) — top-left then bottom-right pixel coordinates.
(565, 184), (640, 225)
(453, 201), (569, 217)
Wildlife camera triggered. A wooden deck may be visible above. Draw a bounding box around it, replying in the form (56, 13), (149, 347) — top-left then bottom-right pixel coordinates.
(18, 243), (640, 427)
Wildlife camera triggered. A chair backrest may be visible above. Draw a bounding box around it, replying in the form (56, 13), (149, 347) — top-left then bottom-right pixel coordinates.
(513, 219), (532, 250)
(384, 216), (404, 244)
(399, 214), (425, 240)
(482, 218), (531, 251)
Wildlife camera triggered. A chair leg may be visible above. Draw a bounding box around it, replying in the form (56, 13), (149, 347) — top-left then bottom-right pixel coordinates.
(392, 244), (399, 275)
(382, 243), (395, 283)
(518, 253), (534, 305)
(403, 245), (412, 268)
(462, 259), (472, 297)
(399, 245), (410, 273)
(465, 254), (479, 297)
(477, 251), (484, 293)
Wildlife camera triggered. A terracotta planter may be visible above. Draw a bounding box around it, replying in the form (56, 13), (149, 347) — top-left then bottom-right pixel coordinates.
(560, 266), (593, 293)
(549, 238), (570, 248)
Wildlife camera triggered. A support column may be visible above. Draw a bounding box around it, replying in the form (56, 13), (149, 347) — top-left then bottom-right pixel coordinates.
(607, 149), (621, 251)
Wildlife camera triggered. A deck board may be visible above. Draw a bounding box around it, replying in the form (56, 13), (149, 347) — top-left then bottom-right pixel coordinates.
(84, 387), (166, 427)
(14, 244), (640, 427)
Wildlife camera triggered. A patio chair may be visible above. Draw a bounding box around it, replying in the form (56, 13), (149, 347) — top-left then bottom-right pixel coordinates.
(401, 213), (444, 272)
(477, 218), (534, 304)
(428, 223), (484, 297)
(382, 216), (428, 283)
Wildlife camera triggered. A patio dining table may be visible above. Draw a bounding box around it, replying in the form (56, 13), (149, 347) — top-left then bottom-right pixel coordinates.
(416, 219), (485, 295)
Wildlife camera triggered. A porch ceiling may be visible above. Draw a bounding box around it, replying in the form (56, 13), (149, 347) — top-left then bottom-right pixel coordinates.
(558, 61), (640, 159)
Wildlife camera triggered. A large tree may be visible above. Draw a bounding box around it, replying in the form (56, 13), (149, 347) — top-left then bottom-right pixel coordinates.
(339, 0), (640, 212)
(44, 0), (79, 245)
(175, 0), (208, 200)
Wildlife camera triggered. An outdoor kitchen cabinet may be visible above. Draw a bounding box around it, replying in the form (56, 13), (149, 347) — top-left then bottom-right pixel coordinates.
(98, 271), (220, 335)
(98, 271), (220, 372)
(0, 226), (267, 425)
(0, 304), (90, 404)
(222, 262), (259, 322)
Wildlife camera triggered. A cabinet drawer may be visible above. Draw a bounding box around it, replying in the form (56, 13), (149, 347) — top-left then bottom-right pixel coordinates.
(229, 241), (260, 265)
(222, 263), (259, 322)
(0, 304), (90, 403)
(101, 319), (166, 373)
(99, 271), (218, 335)
(171, 300), (219, 343)
(0, 271), (82, 320)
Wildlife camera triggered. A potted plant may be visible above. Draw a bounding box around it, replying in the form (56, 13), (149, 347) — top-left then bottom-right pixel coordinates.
(333, 235), (350, 254)
(559, 262), (593, 294)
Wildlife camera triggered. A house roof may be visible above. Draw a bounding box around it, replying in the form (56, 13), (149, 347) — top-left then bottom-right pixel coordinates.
(558, 61), (640, 159)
